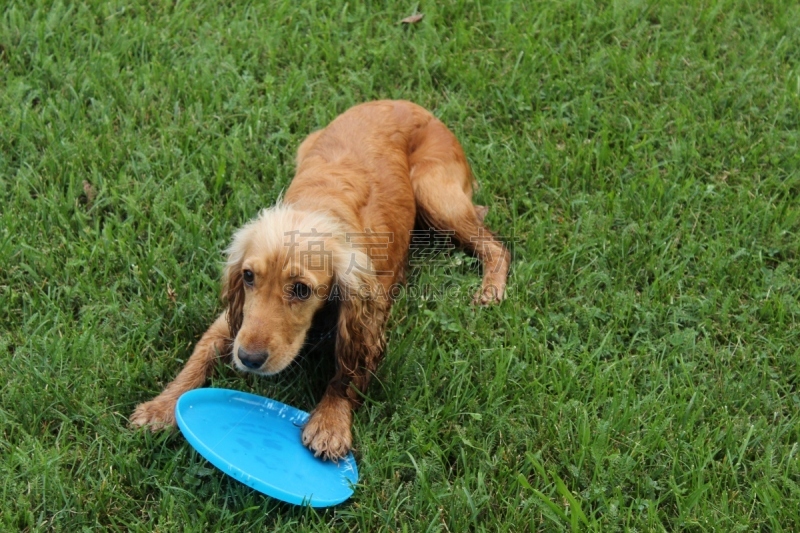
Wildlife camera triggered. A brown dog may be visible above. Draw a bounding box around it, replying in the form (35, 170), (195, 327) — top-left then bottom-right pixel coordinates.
(130, 100), (509, 460)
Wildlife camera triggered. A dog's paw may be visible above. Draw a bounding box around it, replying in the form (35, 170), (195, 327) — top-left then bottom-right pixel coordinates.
(301, 408), (352, 461)
(472, 283), (505, 306)
(130, 398), (177, 430)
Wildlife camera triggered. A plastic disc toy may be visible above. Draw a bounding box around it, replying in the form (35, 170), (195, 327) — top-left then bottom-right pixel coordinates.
(175, 388), (358, 507)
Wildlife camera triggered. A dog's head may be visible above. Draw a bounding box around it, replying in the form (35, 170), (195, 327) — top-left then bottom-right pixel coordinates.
(222, 205), (376, 375)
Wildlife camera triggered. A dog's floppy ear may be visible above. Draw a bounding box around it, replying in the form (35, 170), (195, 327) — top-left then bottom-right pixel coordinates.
(329, 242), (389, 402)
(222, 259), (245, 337)
(222, 221), (255, 338)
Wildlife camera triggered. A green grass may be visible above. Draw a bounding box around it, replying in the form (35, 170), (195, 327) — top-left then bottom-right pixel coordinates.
(2, 0), (799, 530)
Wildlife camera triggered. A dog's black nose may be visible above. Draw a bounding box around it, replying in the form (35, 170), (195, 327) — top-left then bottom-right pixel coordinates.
(238, 347), (268, 369)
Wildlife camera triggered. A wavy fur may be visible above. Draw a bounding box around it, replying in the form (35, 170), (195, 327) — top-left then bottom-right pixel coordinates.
(130, 100), (510, 460)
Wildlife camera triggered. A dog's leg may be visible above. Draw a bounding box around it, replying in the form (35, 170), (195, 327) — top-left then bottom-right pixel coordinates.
(130, 313), (231, 429)
(409, 121), (510, 304)
(301, 365), (377, 461)
(301, 387), (354, 460)
(303, 292), (389, 460)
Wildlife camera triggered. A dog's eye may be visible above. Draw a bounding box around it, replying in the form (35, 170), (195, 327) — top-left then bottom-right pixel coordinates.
(292, 282), (311, 301)
(242, 269), (255, 286)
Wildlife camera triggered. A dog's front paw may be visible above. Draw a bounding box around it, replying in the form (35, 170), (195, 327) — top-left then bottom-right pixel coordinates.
(302, 405), (352, 461)
(130, 397), (177, 430)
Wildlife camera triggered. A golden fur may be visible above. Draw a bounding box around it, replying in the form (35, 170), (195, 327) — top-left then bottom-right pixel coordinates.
(130, 100), (510, 460)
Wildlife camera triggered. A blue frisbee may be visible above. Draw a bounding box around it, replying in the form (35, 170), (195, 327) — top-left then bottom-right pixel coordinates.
(175, 388), (358, 507)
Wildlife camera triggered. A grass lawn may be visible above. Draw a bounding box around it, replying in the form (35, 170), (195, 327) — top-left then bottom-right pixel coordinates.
(2, 0), (799, 530)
